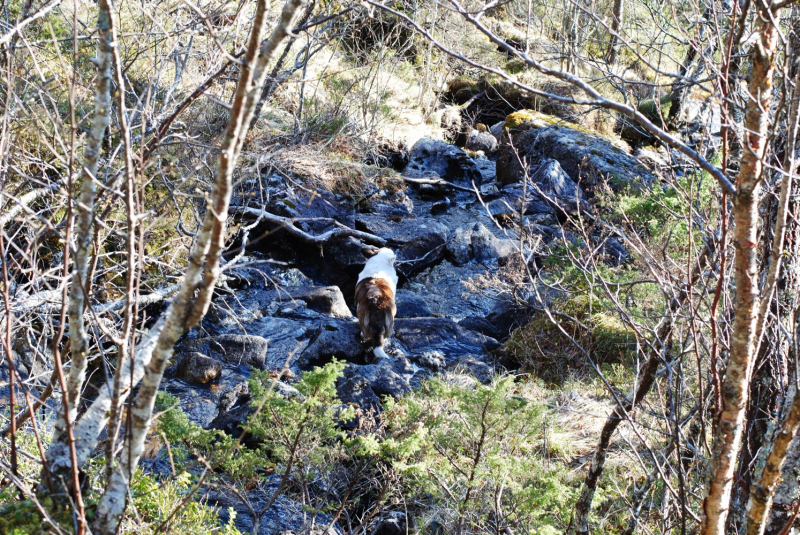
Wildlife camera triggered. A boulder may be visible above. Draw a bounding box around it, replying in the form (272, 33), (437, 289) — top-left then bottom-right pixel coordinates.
(489, 121), (506, 141)
(355, 214), (449, 273)
(528, 158), (590, 216)
(275, 286), (352, 318)
(446, 223), (515, 265)
(394, 317), (500, 361)
(486, 183), (555, 221)
(403, 138), (485, 185)
(344, 363), (412, 400)
(395, 289), (433, 317)
(446, 356), (499, 384)
(497, 110), (654, 192)
(296, 319), (365, 369)
(179, 334), (270, 369)
(337, 375), (383, 414)
(465, 129), (499, 153)
(175, 352), (222, 384)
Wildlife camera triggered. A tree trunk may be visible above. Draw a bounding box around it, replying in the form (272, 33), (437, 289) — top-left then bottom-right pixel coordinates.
(90, 0), (304, 531)
(605, 0), (624, 65)
(700, 2), (779, 533)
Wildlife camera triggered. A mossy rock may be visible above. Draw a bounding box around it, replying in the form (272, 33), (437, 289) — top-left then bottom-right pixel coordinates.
(618, 94), (674, 143)
(498, 110), (653, 192)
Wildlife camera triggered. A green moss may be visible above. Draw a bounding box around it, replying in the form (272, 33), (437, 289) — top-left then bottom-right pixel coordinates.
(504, 109), (629, 149)
(504, 109), (561, 130)
(637, 94), (674, 124)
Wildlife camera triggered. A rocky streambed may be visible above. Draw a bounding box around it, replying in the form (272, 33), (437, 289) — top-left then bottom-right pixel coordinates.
(155, 110), (655, 533)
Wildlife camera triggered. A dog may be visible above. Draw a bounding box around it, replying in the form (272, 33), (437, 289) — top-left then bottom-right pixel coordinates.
(355, 247), (398, 360)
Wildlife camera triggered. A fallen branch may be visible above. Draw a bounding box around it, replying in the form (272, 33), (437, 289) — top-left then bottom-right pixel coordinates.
(0, 0), (63, 48)
(401, 175), (477, 193)
(231, 205), (387, 245)
(0, 181), (64, 228)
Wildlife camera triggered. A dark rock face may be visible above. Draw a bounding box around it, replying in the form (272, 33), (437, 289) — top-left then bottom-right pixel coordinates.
(210, 378), (302, 447)
(210, 403), (259, 448)
(336, 357), (417, 413)
(395, 289), (433, 318)
(211, 478), (342, 534)
(297, 319), (366, 368)
(355, 214), (448, 273)
(259, 182), (355, 229)
(497, 110), (654, 192)
(446, 356), (498, 384)
(337, 375), (383, 414)
(176, 352), (222, 384)
(404, 137), (485, 185)
(394, 317), (500, 360)
(486, 183), (555, 221)
(446, 223), (515, 265)
(601, 236), (630, 266)
(528, 158), (590, 216)
(275, 286), (352, 318)
(179, 334), (270, 369)
(465, 129), (499, 153)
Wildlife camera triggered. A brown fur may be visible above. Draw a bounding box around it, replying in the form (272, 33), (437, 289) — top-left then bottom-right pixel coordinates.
(355, 277), (397, 348)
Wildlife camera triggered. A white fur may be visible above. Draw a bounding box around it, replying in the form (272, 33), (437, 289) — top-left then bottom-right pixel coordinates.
(372, 346), (390, 360)
(357, 247), (398, 294)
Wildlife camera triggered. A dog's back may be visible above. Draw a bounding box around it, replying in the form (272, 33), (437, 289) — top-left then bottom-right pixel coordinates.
(355, 277), (397, 347)
(356, 247), (398, 357)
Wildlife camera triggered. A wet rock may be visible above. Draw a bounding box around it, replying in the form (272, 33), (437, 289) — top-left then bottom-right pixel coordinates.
(355, 214), (448, 273)
(218, 381), (250, 413)
(465, 129), (499, 153)
(446, 223), (515, 265)
(486, 183), (555, 221)
(395, 289), (433, 318)
(175, 352), (222, 384)
(362, 188), (414, 217)
(497, 110), (654, 192)
(339, 359), (414, 411)
(200, 314), (313, 372)
(410, 350), (446, 371)
(401, 261), (502, 320)
(211, 379), (303, 447)
(394, 317), (500, 360)
(458, 316), (498, 338)
(403, 138), (485, 185)
(326, 236), (372, 273)
(474, 158), (497, 184)
(260, 182), (355, 230)
(337, 375), (383, 414)
(528, 158), (590, 216)
(602, 236), (630, 266)
(430, 198), (451, 215)
(446, 356), (499, 384)
(210, 404), (259, 447)
(489, 121), (506, 141)
(179, 334), (269, 369)
(211, 481), (342, 534)
(410, 369), (433, 390)
(274, 286), (352, 318)
(296, 319), (365, 369)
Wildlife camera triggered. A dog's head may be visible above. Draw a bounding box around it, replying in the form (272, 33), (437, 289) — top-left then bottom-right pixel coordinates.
(362, 246), (396, 265)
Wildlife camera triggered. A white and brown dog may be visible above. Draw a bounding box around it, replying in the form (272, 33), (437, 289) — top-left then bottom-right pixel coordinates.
(355, 247), (398, 360)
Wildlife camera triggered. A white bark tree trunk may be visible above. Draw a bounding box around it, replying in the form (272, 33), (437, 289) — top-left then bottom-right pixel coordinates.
(700, 3), (779, 533)
(89, 0), (304, 531)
